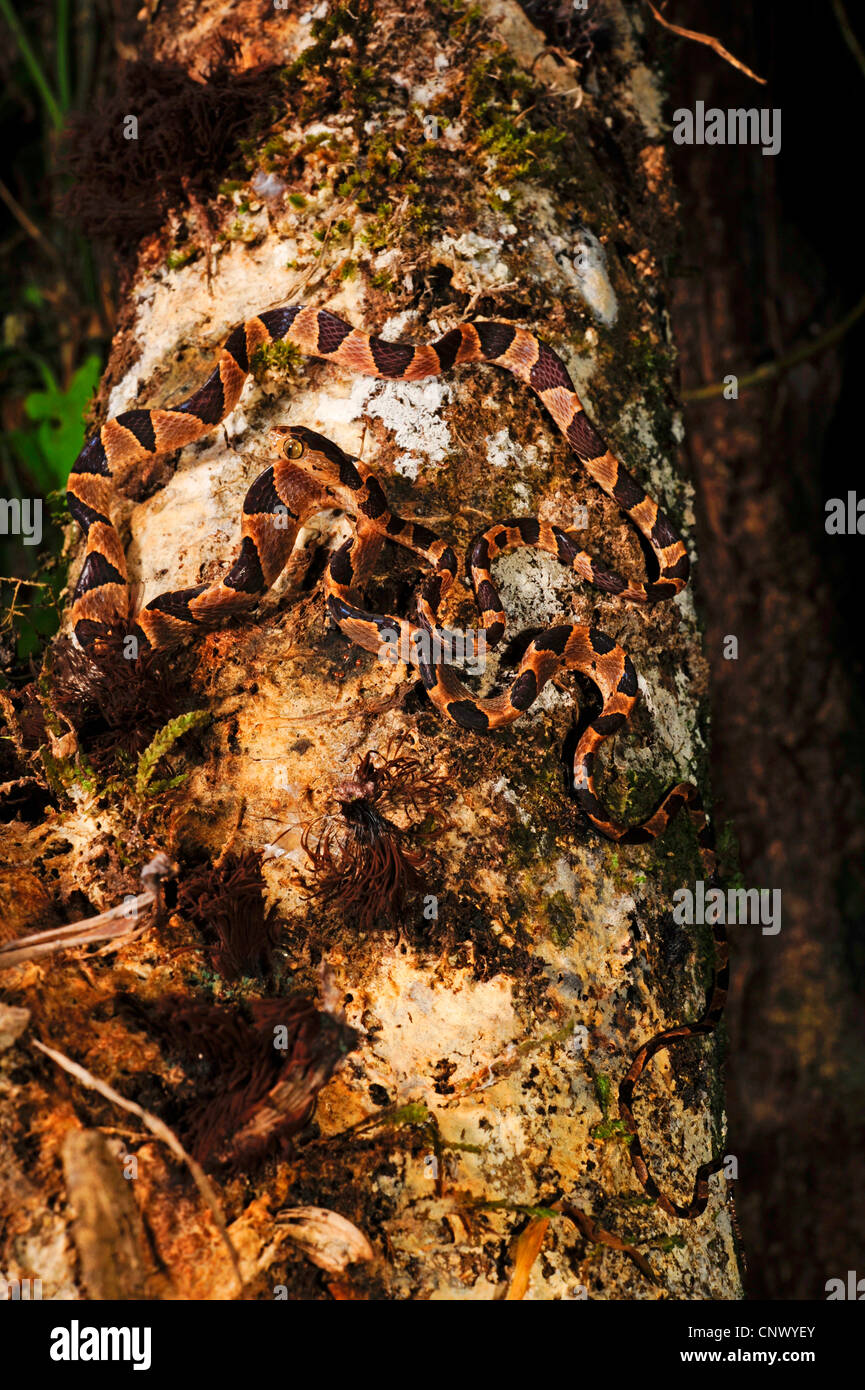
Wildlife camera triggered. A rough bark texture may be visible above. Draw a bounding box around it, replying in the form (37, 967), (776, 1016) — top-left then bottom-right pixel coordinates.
(1, 0), (741, 1299)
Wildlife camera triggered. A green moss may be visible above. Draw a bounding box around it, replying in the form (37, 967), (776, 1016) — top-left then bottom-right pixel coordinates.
(647, 1235), (686, 1252)
(475, 1199), (560, 1220)
(505, 815), (538, 869)
(587, 1070), (632, 1144)
(625, 334), (671, 381)
(250, 340), (305, 380)
(432, 0), (484, 34)
(463, 51), (563, 185)
(598, 760), (713, 903)
(287, 1), (380, 120)
(36, 674), (64, 736)
(545, 889), (576, 947)
(593, 1073), (612, 1119)
(608, 766), (670, 821)
(40, 747), (100, 798)
(590, 1119), (633, 1144)
(441, 1137), (483, 1155)
(389, 1101), (431, 1127)
(166, 246), (200, 271)
(262, 136), (291, 168)
(346, 132), (432, 215)
(288, 4), (364, 78)
(361, 201), (394, 250)
(220, 217), (262, 245)
(114, 837), (134, 869)
(478, 117), (564, 182)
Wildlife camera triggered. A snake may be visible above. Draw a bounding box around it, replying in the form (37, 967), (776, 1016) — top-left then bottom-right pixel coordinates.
(65, 305), (726, 1223)
(67, 305), (690, 649)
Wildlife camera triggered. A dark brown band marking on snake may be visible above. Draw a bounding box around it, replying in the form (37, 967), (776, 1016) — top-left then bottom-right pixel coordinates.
(66, 307), (723, 1223)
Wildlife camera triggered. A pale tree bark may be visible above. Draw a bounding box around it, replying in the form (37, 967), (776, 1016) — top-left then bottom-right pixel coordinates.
(0, 0), (741, 1300)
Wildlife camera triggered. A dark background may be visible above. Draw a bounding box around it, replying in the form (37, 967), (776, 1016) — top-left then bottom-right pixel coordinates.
(1, 0), (863, 1299)
(665, 2), (865, 1300)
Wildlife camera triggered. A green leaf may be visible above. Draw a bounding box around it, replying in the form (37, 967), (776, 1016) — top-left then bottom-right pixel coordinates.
(28, 356), (101, 474)
(135, 709), (211, 797)
(11, 354), (101, 493)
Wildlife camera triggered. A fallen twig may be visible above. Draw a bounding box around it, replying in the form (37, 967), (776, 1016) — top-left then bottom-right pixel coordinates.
(33, 1039), (244, 1294)
(558, 1202), (658, 1284)
(0, 853), (175, 970)
(833, 0), (865, 83)
(682, 289), (865, 402)
(645, 3), (767, 84)
(505, 1215), (550, 1300)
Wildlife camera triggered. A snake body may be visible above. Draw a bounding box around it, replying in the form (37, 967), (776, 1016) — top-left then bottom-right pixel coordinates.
(66, 306), (726, 1223)
(68, 306), (689, 649)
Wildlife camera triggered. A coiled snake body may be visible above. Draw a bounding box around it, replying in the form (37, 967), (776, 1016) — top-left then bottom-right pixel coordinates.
(67, 305), (728, 1223)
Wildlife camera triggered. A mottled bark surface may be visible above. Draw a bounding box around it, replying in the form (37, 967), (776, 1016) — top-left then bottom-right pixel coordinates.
(0, 0), (740, 1299)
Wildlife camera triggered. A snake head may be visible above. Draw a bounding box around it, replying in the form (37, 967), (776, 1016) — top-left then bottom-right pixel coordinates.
(270, 424), (361, 486)
(268, 423), (303, 459)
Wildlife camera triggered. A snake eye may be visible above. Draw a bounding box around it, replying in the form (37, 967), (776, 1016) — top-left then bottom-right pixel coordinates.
(284, 437), (305, 460)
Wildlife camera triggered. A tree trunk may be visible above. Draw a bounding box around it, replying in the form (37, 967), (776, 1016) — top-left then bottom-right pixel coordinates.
(0, 0), (741, 1300)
